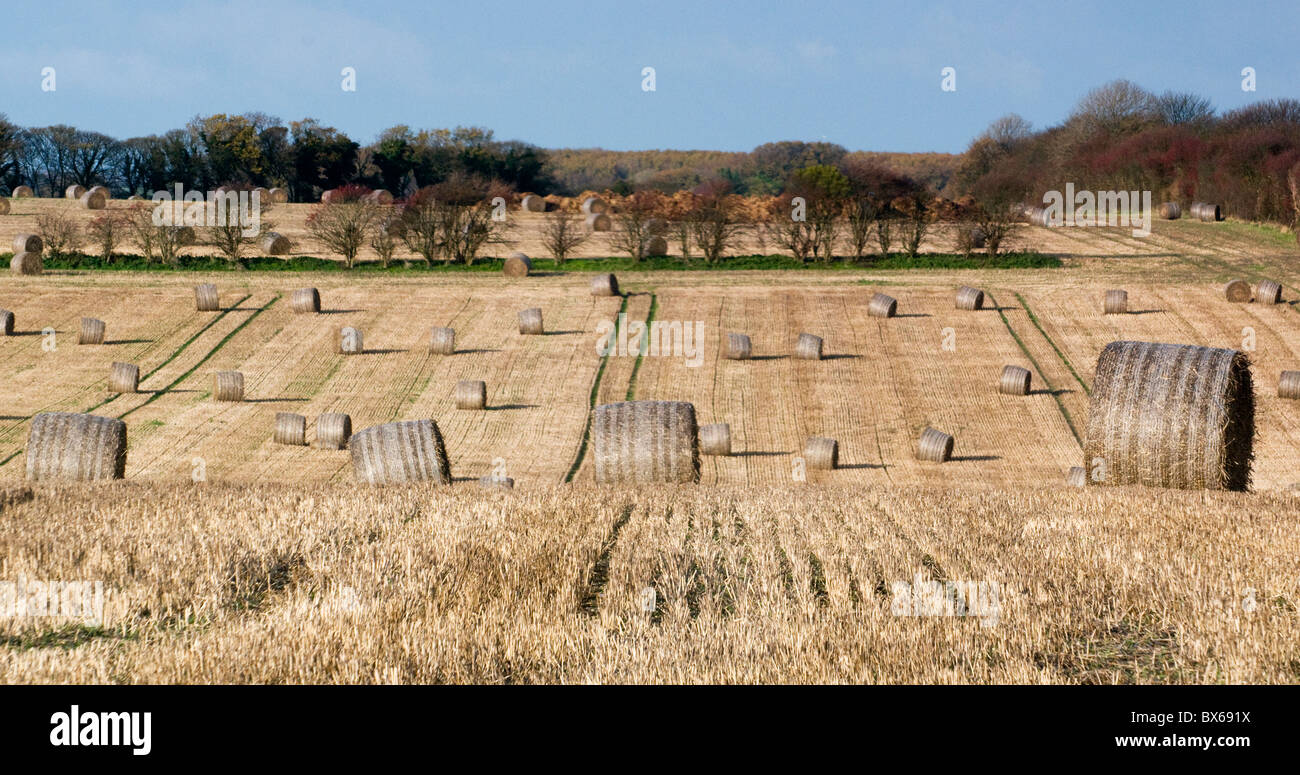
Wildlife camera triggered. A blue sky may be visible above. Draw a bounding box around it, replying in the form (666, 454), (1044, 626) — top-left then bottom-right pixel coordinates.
(2, 0), (1296, 152)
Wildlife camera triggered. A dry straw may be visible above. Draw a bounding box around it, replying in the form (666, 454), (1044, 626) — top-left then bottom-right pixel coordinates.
(1278, 370), (1300, 399)
(699, 423), (732, 456)
(726, 333), (752, 360)
(1224, 279), (1252, 303)
(916, 427), (954, 462)
(794, 333), (823, 360)
(108, 362), (139, 393)
(504, 252), (532, 277)
(999, 365), (1032, 396)
(13, 234), (42, 253)
(1066, 466), (1087, 488)
(213, 371), (244, 402)
(338, 326), (364, 354)
(518, 308), (544, 335)
(455, 380), (487, 410)
(261, 232), (291, 255)
(349, 419), (452, 485)
(12, 185), (33, 197)
(79, 318), (105, 345)
(194, 283), (220, 312)
(1255, 280), (1282, 304)
(65, 184), (85, 199)
(804, 436), (839, 470)
(0, 309), (12, 336)
(274, 412), (307, 446)
(479, 475), (515, 490)
(591, 273), (620, 297)
(955, 286), (985, 311)
(593, 400), (700, 484)
(10, 252), (41, 275)
(868, 293), (898, 318)
(521, 194), (545, 212)
(290, 288), (320, 313)
(1104, 290), (1128, 314)
(1158, 202), (1181, 219)
(581, 196), (608, 214)
(25, 411), (127, 481)
(1083, 340), (1254, 491)
(430, 326), (456, 355)
(314, 413), (352, 450)
(585, 213), (611, 231)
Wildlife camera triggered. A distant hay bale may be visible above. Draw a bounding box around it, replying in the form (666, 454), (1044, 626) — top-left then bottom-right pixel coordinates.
(78, 318), (105, 345)
(699, 423), (731, 456)
(1158, 201), (1181, 219)
(314, 413), (353, 449)
(0, 309), (12, 335)
(338, 326), (364, 354)
(25, 412), (126, 482)
(503, 252), (532, 277)
(794, 333), (823, 360)
(194, 283), (220, 311)
(10, 252), (42, 275)
(518, 308), (544, 335)
(593, 400), (700, 484)
(1024, 206), (1049, 226)
(725, 333), (752, 360)
(251, 187), (268, 200)
(0, 199), (9, 215)
(581, 196), (608, 214)
(868, 293), (898, 318)
(955, 286), (985, 310)
(13, 233), (42, 253)
(268, 187), (288, 203)
(1278, 370), (1300, 399)
(273, 412), (307, 446)
(87, 185), (110, 200)
(590, 273), (620, 296)
(176, 226), (197, 246)
(804, 436), (838, 470)
(321, 189), (336, 203)
(1191, 202), (1222, 221)
(349, 419), (452, 485)
(479, 475), (515, 490)
(65, 184), (85, 199)
(1084, 340), (1254, 491)
(1255, 280), (1282, 304)
(999, 365), (1032, 396)
(261, 232), (291, 255)
(642, 235), (669, 256)
(108, 362), (139, 393)
(1104, 289), (1128, 314)
(1224, 279), (1252, 303)
(213, 371), (244, 402)
(290, 287), (320, 313)
(455, 379), (487, 410)
(79, 190), (106, 210)
(429, 326), (456, 355)
(916, 427), (954, 463)
(521, 194), (545, 212)
(585, 213), (611, 231)
(12, 185), (33, 197)
(645, 217), (669, 236)
(367, 189), (394, 204)
(1066, 466), (1087, 488)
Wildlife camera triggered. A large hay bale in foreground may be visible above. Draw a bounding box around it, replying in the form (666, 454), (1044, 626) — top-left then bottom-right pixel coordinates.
(11, 252), (42, 275)
(503, 252), (532, 277)
(794, 333), (823, 360)
(868, 293), (897, 318)
(349, 419), (452, 485)
(999, 365), (1032, 396)
(108, 362), (139, 393)
(65, 184), (86, 200)
(804, 436), (838, 470)
(314, 413), (352, 449)
(79, 190), (106, 210)
(0, 309), (12, 335)
(290, 287), (320, 313)
(1224, 279), (1252, 303)
(520, 194), (545, 212)
(916, 427), (954, 462)
(1158, 202), (1181, 219)
(591, 273), (620, 296)
(1084, 340), (1254, 491)
(593, 401), (700, 484)
(1255, 280), (1282, 304)
(338, 326), (364, 354)
(955, 286), (985, 311)
(13, 233), (42, 253)
(725, 333), (752, 360)
(581, 196), (608, 214)
(455, 379), (487, 410)
(699, 423), (731, 456)
(274, 412), (307, 446)
(518, 308), (544, 335)
(26, 412), (127, 481)
(78, 318), (105, 345)
(585, 213), (611, 231)
(429, 326), (456, 355)
(213, 371), (244, 402)
(261, 232), (291, 255)
(1104, 289), (1128, 314)
(194, 283), (220, 311)
(1278, 370), (1300, 399)
(12, 185), (33, 197)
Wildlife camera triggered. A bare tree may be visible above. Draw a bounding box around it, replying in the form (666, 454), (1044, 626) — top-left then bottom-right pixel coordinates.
(539, 210), (588, 264)
(608, 191), (660, 262)
(306, 184), (383, 267)
(34, 210), (82, 258)
(369, 206), (402, 268)
(762, 196), (815, 261)
(895, 193), (933, 257)
(689, 190), (743, 264)
(86, 212), (125, 262)
(203, 186), (271, 266)
(398, 177), (507, 266)
(124, 204), (158, 262)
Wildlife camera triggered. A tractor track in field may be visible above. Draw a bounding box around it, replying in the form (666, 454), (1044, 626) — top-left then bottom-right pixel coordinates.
(987, 291), (1083, 448)
(564, 293), (633, 483)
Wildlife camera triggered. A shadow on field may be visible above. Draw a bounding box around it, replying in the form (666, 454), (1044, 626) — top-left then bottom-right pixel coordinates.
(893, 313), (931, 319)
(543, 330), (584, 336)
(319, 309), (365, 315)
(839, 462), (887, 470)
(5, 330), (47, 337)
(359, 348), (405, 355)
(951, 455), (1000, 462)
(748, 354), (787, 361)
(104, 339), (152, 345)
(821, 353), (861, 360)
(1030, 388), (1074, 396)
(455, 348), (501, 355)
(242, 397), (309, 404)
(492, 403), (539, 411)
(735, 450), (789, 457)
(1126, 309), (1166, 315)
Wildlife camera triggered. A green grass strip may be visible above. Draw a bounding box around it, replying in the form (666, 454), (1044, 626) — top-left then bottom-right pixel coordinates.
(1012, 291), (1090, 396)
(989, 291), (1083, 447)
(564, 294), (631, 483)
(625, 293), (658, 401)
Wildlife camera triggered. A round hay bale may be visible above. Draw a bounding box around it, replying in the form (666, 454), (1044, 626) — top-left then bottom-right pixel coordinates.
(78, 318), (105, 345)
(1278, 370), (1300, 400)
(10, 252), (42, 275)
(268, 187), (289, 203)
(25, 412), (126, 481)
(455, 379), (487, 410)
(1255, 280), (1282, 304)
(959, 225), (987, 248)
(367, 189), (394, 204)
(0, 198), (9, 215)
(585, 213), (611, 232)
(479, 475), (515, 490)
(321, 189), (337, 204)
(290, 287), (320, 313)
(1196, 203), (1222, 221)
(916, 427), (954, 463)
(261, 232), (291, 255)
(1158, 201), (1181, 219)
(1084, 340), (1254, 490)
(213, 371), (244, 401)
(194, 283), (220, 312)
(87, 185), (110, 201)
(127, 195), (143, 201)
(593, 400), (700, 484)
(65, 184), (85, 200)
(642, 235), (669, 256)
(1104, 289), (1128, 315)
(868, 293), (898, 318)
(503, 252), (532, 277)
(955, 286), (985, 311)
(518, 308), (544, 335)
(251, 187), (268, 201)
(13, 233), (42, 253)
(314, 413), (353, 450)
(429, 326), (456, 355)
(12, 185), (33, 197)
(999, 365), (1032, 396)
(1224, 279), (1252, 303)
(1025, 206), (1048, 225)
(699, 423), (732, 456)
(794, 333), (823, 360)
(176, 226), (197, 246)
(726, 333), (752, 360)
(804, 436), (838, 470)
(581, 196), (608, 215)
(273, 412), (307, 446)
(591, 273), (620, 297)
(645, 217), (669, 236)
(348, 419), (452, 485)
(338, 326), (364, 354)
(108, 362), (139, 394)
(1066, 466), (1087, 488)
(520, 194), (545, 212)
(79, 190), (106, 210)
(0, 309), (12, 336)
